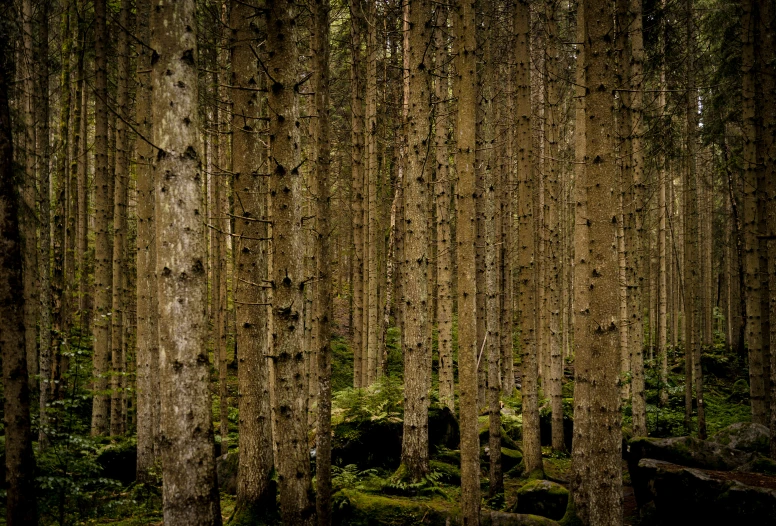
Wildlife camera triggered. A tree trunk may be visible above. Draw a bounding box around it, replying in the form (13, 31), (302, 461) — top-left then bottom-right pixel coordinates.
(151, 0), (222, 521)
(453, 0), (481, 522)
(400, 0), (432, 482)
(365, 0), (379, 386)
(266, 3), (314, 523)
(435, 8), (454, 412)
(515, 0), (543, 479)
(230, 0), (275, 520)
(0, 20), (39, 521)
(313, 2), (333, 522)
(91, 0), (112, 437)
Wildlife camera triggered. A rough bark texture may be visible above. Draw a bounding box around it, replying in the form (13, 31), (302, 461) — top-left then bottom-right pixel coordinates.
(151, 0), (222, 522)
(435, 9), (455, 412)
(135, 0), (159, 482)
(0, 16), (39, 522)
(400, 0), (432, 482)
(266, 3), (315, 523)
(365, 0), (379, 386)
(230, 0), (275, 521)
(454, 0), (481, 522)
(350, 1), (365, 389)
(516, 0), (543, 478)
(91, 0), (112, 437)
(578, 0), (624, 521)
(110, 0), (131, 437)
(313, 2), (333, 522)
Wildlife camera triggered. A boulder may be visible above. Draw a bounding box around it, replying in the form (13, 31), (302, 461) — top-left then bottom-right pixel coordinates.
(333, 417), (403, 469)
(429, 459), (461, 485)
(630, 458), (776, 525)
(510, 479), (568, 521)
(479, 416), (521, 451)
(482, 447), (524, 473)
(216, 451), (239, 495)
(96, 439), (137, 485)
(628, 436), (756, 472)
(429, 406), (460, 450)
(709, 422), (770, 455)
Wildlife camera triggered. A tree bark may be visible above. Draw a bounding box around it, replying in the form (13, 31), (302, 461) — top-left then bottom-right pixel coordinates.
(230, 0), (275, 520)
(453, 0), (481, 522)
(91, 0), (112, 437)
(266, 2), (315, 523)
(151, 0), (222, 521)
(0, 17), (39, 522)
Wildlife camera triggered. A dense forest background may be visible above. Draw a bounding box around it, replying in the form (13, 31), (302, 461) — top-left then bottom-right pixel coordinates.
(0, 0), (774, 524)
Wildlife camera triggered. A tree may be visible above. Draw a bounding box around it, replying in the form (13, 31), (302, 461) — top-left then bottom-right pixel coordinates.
(266, 2), (315, 523)
(230, 0), (275, 520)
(400, 0), (432, 482)
(91, 0), (112, 437)
(516, 0), (543, 478)
(0, 11), (38, 522)
(568, 0), (623, 522)
(453, 0), (481, 522)
(150, 0), (222, 521)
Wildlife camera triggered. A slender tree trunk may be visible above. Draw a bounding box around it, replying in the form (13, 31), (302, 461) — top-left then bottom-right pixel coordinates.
(0, 21), (39, 521)
(110, 0), (131, 437)
(230, 0), (275, 520)
(91, 0), (112, 437)
(313, 3), (333, 522)
(365, 0), (379, 386)
(454, 0), (481, 521)
(37, 0), (52, 447)
(135, 0), (160, 481)
(516, 0), (543, 478)
(266, 3), (314, 523)
(400, 0), (432, 482)
(350, 2), (365, 388)
(151, 0), (222, 521)
(435, 7), (454, 412)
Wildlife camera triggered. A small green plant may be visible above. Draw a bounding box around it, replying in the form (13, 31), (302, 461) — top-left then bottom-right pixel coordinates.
(331, 464), (379, 492)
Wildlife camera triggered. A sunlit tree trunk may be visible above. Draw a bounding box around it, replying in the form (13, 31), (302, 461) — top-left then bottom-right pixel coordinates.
(151, 0), (222, 521)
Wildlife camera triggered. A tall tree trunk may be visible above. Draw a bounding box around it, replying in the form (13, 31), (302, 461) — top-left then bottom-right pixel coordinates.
(37, 0), (52, 447)
(435, 7), (454, 412)
(0, 18), (39, 521)
(231, 0), (275, 520)
(454, 0), (481, 521)
(313, 2), (333, 522)
(571, 0), (623, 522)
(400, 0), (432, 482)
(365, 0), (379, 386)
(110, 0), (131, 437)
(91, 0), (112, 436)
(135, 0), (160, 482)
(266, 3), (314, 523)
(349, 1), (365, 388)
(151, 0), (222, 522)
(516, 0), (543, 478)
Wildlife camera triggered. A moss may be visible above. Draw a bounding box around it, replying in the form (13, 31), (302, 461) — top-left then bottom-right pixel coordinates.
(229, 500), (280, 526)
(429, 460), (461, 485)
(745, 456), (776, 476)
(558, 499), (583, 526)
(433, 448), (460, 465)
(333, 489), (458, 525)
(501, 448), (524, 472)
(526, 468), (546, 481)
(478, 416), (521, 451)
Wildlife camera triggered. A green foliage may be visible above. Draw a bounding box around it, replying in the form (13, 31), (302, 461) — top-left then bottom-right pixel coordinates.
(333, 374), (404, 422)
(386, 467), (448, 499)
(332, 335), (355, 391)
(332, 464), (381, 492)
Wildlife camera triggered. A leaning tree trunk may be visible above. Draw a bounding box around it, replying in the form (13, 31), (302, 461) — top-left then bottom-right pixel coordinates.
(230, 0), (275, 521)
(150, 0), (222, 522)
(0, 19), (39, 522)
(266, 2), (315, 524)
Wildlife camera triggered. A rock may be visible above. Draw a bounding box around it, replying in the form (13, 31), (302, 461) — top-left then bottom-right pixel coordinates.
(631, 458), (776, 525)
(482, 447), (524, 473)
(429, 460), (461, 485)
(479, 416), (521, 451)
(736, 456), (776, 477)
(433, 448), (460, 465)
(510, 479), (568, 521)
(333, 489), (560, 525)
(96, 439), (137, 485)
(333, 417), (404, 469)
(429, 406), (460, 450)
(628, 436), (756, 472)
(709, 422), (770, 454)
(216, 451), (239, 495)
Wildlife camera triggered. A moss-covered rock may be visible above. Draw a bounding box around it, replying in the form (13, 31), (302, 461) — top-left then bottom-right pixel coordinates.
(96, 438), (137, 485)
(628, 436), (756, 472)
(433, 448), (461, 465)
(736, 456), (776, 476)
(333, 417), (404, 469)
(429, 460), (461, 485)
(511, 479), (569, 521)
(429, 406), (460, 450)
(482, 446), (524, 473)
(333, 489), (560, 525)
(709, 422), (770, 455)
(479, 416), (521, 451)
